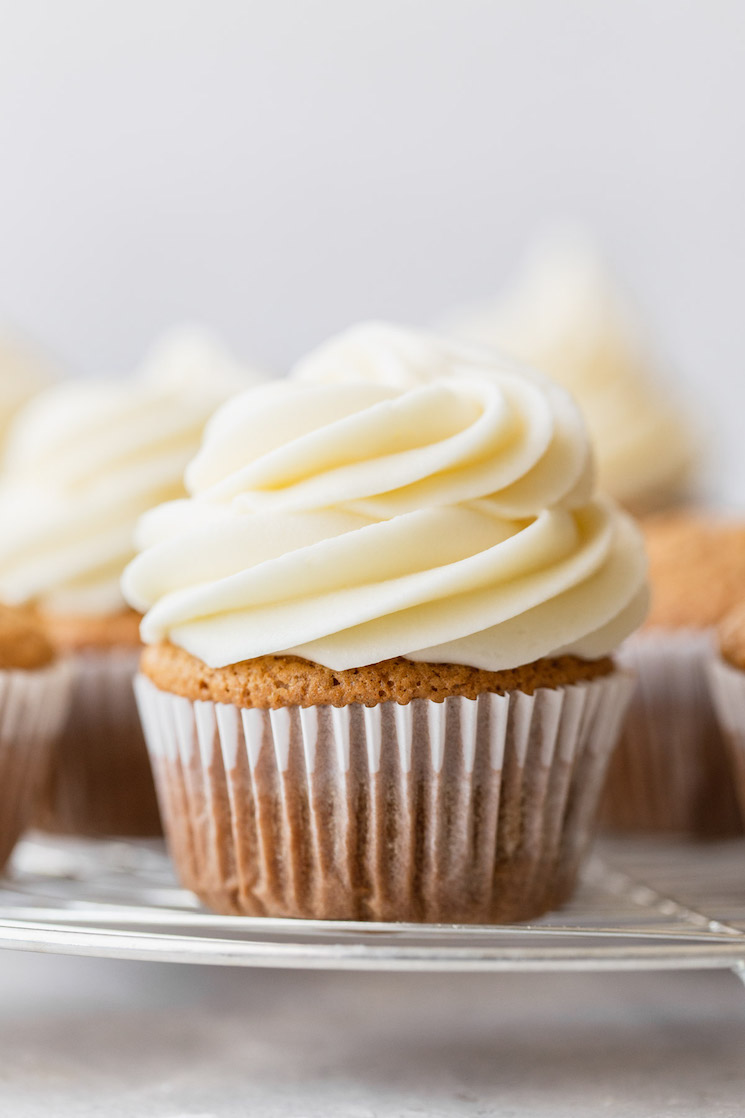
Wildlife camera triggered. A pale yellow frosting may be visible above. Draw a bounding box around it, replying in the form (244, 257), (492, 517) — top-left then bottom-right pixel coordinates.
(441, 228), (695, 512)
(123, 326), (648, 672)
(0, 327), (264, 615)
(0, 331), (55, 443)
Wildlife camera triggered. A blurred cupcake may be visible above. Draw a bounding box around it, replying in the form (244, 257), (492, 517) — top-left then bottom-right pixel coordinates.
(0, 605), (72, 869)
(124, 326), (646, 924)
(707, 604), (745, 827)
(293, 320), (460, 390)
(0, 327), (265, 837)
(602, 511), (745, 834)
(0, 329), (57, 445)
(441, 225), (696, 516)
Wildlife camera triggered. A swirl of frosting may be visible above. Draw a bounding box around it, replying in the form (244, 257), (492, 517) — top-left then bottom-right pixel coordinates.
(0, 327), (264, 615)
(440, 226), (695, 513)
(123, 327), (648, 672)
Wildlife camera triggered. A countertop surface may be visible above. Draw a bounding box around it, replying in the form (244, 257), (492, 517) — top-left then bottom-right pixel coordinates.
(1, 951), (743, 1117)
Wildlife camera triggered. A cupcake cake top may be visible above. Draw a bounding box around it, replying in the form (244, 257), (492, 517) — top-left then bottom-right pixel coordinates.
(123, 324), (648, 672)
(0, 327), (264, 617)
(643, 511), (745, 630)
(0, 604), (55, 670)
(441, 226), (695, 513)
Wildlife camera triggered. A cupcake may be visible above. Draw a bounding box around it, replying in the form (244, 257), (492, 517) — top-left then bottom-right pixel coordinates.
(124, 326), (647, 923)
(0, 605), (72, 869)
(601, 511), (745, 834)
(0, 329), (56, 444)
(440, 225), (696, 516)
(707, 603), (745, 826)
(0, 327), (265, 836)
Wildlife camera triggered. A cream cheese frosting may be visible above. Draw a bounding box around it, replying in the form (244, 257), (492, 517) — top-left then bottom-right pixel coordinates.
(440, 227), (695, 513)
(0, 330), (55, 444)
(123, 326), (648, 672)
(293, 321), (463, 390)
(0, 327), (264, 616)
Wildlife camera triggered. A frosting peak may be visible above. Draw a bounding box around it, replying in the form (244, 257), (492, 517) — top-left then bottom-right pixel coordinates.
(124, 325), (648, 672)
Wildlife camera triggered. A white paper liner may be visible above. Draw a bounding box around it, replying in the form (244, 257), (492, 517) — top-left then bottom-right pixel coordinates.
(601, 628), (742, 834)
(0, 659), (73, 869)
(706, 656), (745, 826)
(34, 649), (162, 837)
(136, 671), (633, 924)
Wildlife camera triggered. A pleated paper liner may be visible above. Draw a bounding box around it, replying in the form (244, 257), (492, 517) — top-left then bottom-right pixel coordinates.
(0, 660), (73, 869)
(707, 656), (745, 828)
(34, 649), (162, 838)
(136, 671), (633, 924)
(600, 629), (743, 836)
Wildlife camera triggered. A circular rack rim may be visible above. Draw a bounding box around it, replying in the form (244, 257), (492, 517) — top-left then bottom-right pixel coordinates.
(1, 835), (744, 973)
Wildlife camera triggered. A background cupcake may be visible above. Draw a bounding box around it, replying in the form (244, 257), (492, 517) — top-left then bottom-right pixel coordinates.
(124, 326), (647, 924)
(0, 605), (71, 869)
(0, 328), (57, 445)
(439, 225), (696, 517)
(0, 327), (265, 837)
(601, 511), (745, 834)
(707, 602), (745, 827)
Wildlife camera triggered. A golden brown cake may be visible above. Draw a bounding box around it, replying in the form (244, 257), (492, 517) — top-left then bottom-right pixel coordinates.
(0, 605), (55, 670)
(643, 512), (745, 630)
(43, 608), (143, 652)
(142, 643), (614, 708)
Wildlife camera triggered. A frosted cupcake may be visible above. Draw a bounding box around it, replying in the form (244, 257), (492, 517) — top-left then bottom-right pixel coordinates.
(441, 226), (695, 516)
(604, 512), (745, 835)
(0, 329), (56, 444)
(0, 605), (71, 868)
(708, 603), (745, 826)
(0, 327), (264, 836)
(124, 326), (647, 923)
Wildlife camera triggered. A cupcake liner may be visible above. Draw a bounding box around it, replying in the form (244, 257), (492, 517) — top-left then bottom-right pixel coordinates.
(0, 660), (73, 870)
(600, 629), (742, 835)
(34, 649), (162, 837)
(706, 656), (745, 827)
(135, 671), (634, 924)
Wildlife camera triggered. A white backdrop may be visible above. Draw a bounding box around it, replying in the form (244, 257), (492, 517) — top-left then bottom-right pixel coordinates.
(0, 0), (743, 494)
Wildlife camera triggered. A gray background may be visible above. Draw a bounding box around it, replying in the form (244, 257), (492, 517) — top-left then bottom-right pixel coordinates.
(0, 1), (742, 499)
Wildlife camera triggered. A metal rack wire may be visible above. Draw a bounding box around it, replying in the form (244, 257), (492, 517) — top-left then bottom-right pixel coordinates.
(0, 834), (743, 975)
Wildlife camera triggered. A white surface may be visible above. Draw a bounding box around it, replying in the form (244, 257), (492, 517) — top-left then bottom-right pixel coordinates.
(0, 952), (742, 1116)
(0, 2), (743, 495)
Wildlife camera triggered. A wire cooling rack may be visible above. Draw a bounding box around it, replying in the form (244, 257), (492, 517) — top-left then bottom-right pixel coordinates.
(0, 834), (743, 976)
